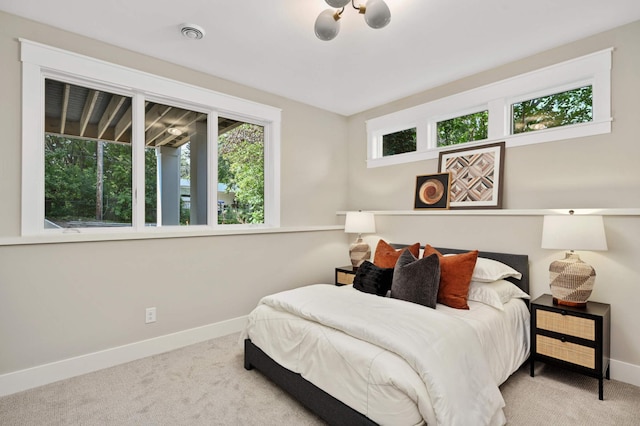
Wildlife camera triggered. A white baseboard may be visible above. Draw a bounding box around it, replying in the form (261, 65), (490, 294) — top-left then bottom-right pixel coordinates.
(0, 315), (247, 397)
(2, 318), (638, 398)
(610, 358), (640, 388)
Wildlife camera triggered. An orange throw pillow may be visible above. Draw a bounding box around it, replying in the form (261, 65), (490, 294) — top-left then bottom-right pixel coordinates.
(373, 240), (420, 269)
(423, 245), (479, 309)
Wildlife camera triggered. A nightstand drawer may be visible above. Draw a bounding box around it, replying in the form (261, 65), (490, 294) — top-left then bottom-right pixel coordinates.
(536, 309), (595, 340)
(336, 271), (355, 285)
(536, 335), (595, 369)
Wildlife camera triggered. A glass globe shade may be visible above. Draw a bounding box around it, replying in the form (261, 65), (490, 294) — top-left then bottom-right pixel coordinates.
(364, 0), (391, 29)
(314, 9), (341, 41)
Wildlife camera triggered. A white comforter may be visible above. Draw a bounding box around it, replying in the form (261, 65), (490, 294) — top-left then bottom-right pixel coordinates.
(244, 284), (529, 426)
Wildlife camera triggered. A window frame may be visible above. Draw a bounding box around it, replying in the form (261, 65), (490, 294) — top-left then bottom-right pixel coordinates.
(366, 49), (612, 168)
(20, 39), (281, 236)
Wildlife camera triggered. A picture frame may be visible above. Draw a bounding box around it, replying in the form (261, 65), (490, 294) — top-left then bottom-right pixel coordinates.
(414, 172), (451, 210)
(437, 142), (505, 209)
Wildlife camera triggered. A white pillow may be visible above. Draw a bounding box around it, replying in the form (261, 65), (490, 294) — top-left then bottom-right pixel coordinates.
(472, 257), (522, 283)
(467, 279), (530, 310)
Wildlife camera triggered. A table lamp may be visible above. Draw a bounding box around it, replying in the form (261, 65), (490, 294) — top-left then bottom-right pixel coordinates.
(345, 211), (376, 268)
(541, 210), (607, 307)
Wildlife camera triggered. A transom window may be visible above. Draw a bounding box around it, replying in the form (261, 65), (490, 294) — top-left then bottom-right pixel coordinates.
(366, 49), (611, 168)
(511, 85), (592, 134)
(382, 128), (416, 156)
(437, 110), (488, 147)
(21, 40), (281, 236)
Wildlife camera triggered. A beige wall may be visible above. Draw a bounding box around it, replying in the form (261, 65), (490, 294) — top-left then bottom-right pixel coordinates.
(346, 21), (640, 368)
(0, 231), (348, 372)
(0, 11), (350, 375)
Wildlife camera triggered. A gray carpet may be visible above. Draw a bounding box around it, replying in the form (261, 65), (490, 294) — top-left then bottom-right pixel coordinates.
(1, 332), (639, 425)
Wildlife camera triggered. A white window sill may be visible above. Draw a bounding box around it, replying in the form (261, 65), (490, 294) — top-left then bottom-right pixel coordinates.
(0, 225), (344, 247)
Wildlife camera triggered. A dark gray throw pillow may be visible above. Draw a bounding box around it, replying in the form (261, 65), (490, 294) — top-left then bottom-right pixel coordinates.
(353, 261), (394, 296)
(390, 250), (440, 308)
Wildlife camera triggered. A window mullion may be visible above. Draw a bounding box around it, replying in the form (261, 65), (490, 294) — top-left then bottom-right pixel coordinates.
(416, 122), (429, 151)
(487, 99), (507, 139)
(132, 93), (146, 230)
(208, 111), (218, 227)
(425, 121), (437, 150)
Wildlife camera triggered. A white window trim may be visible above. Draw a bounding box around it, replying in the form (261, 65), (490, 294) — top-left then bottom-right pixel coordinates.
(366, 48), (612, 168)
(20, 39), (281, 237)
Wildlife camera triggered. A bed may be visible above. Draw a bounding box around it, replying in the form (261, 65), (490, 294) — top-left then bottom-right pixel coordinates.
(243, 246), (530, 426)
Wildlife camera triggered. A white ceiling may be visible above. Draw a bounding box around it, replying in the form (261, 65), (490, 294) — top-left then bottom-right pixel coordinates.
(2, 0), (640, 116)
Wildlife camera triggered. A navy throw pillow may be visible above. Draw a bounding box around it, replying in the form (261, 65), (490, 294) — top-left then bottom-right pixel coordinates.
(353, 261), (394, 296)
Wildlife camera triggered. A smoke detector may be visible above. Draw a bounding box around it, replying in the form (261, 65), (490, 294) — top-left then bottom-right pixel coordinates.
(180, 23), (206, 40)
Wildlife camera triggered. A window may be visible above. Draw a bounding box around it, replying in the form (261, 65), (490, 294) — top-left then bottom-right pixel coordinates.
(382, 128), (416, 156)
(143, 100), (209, 227)
(511, 85), (592, 134)
(437, 110), (488, 147)
(217, 119), (265, 224)
(21, 40), (281, 236)
(44, 79), (133, 229)
(366, 49), (611, 168)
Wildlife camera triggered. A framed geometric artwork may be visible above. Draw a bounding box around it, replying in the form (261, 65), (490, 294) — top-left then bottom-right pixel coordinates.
(414, 172), (451, 210)
(437, 142), (505, 209)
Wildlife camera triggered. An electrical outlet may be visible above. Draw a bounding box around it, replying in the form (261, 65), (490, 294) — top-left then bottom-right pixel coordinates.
(145, 307), (156, 324)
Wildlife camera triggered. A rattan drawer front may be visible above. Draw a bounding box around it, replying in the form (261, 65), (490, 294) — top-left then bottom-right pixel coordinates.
(536, 335), (595, 369)
(337, 271), (355, 285)
(536, 310), (595, 340)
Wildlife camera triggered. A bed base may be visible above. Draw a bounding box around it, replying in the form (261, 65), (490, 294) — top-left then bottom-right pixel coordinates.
(244, 246), (530, 425)
(244, 338), (378, 426)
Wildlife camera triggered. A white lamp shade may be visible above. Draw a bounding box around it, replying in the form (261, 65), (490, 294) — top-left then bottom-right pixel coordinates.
(345, 211), (376, 234)
(325, 0), (350, 7)
(541, 215), (607, 251)
(315, 9), (341, 41)
(364, 0), (391, 29)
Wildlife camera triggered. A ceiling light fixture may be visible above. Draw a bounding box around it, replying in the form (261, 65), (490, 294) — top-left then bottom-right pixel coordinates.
(314, 0), (391, 41)
(167, 127), (183, 136)
(180, 23), (206, 40)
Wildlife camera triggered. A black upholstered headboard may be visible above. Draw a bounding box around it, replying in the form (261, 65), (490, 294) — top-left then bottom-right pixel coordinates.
(391, 244), (530, 296)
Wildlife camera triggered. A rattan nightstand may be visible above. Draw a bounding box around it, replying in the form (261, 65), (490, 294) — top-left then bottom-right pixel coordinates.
(530, 294), (611, 400)
(335, 266), (357, 286)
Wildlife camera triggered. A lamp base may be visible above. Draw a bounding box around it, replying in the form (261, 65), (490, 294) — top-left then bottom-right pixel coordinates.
(552, 297), (587, 308)
(549, 252), (595, 307)
(349, 237), (371, 268)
